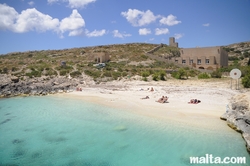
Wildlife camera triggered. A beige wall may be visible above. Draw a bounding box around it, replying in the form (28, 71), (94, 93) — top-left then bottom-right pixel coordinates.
(173, 46), (228, 70)
(94, 52), (110, 63)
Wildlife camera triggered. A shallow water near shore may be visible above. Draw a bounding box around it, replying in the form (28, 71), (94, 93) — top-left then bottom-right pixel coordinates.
(0, 96), (249, 166)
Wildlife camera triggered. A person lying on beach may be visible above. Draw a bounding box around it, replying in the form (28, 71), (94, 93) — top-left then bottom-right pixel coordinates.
(188, 99), (201, 104)
(141, 96), (149, 99)
(156, 96), (169, 103)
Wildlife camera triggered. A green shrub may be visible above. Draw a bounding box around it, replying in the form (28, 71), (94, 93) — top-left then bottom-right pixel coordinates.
(112, 71), (121, 80)
(45, 70), (57, 76)
(152, 73), (159, 81)
(3, 67), (8, 74)
(211, 70), (222, 78)
(122, 71), (128, 77)
(188, 69), (198, 77)
(26, 70), (41, 78)
(60, 70), (68, 76)
(84, 70), (101, 78)
(198, 73), (210, 79)
(141, 71), (150, 77)
(12, 67), (18, 72)
(159, 71), (166, 81)
(131, 68), (137, 75)
(242, 74), (250, 88)
(243, 52), (250, 58)
(71, 71), (82, 78)
(171, 68), (187, 79)
(228, 56), (239, 61)
(140, 54), (148, 60)
(234, 50), (241, 54)
(118, 67), (123, 72)
(103, 71), (112, 77)
(142, 77), (148, 81)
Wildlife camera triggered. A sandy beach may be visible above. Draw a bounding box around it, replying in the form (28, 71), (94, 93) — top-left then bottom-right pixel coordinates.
(58, 78), (245, 130)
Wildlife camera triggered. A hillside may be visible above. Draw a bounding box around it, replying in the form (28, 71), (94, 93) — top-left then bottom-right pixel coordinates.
(0, 43), (180, 81)
(223, 41), (250, 66)
(0, 41), (249, 83)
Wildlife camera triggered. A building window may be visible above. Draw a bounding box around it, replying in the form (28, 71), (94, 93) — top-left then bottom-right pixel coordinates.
(218, 49), (220, 53)
(197, 59), (201, 64)
(206, 59), (209, 64)
(182, 50), (184, 54)
(182, 60), (186, 64)
(175, 60), (178, 63)
(190, 60), (193, 64)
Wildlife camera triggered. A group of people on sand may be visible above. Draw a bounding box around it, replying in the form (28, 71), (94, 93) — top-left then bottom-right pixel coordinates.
(140, 87), (201, 104)
(156, 96), (169, 103)
(188, 99), (201, 104)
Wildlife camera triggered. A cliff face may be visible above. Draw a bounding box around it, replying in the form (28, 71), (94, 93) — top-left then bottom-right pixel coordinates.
(221, 92), (250, 152)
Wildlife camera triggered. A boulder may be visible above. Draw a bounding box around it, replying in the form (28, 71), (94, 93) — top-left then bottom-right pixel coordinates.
(11, 76), (19, 83)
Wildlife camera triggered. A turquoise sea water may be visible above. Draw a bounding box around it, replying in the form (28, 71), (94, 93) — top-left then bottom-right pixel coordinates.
(0, 95), (249, 166)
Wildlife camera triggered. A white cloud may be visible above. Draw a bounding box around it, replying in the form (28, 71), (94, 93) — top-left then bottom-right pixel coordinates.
(28, 1), (35, 6)
(69, 29), (83, 36)
(155, 28), (169, 35)
(14, 8), (60, 33)
(0, 4), (87, 38)
(47, 0), (96, 8)
(159, 14), (181, 26)
(59, 9), (85, 37)
(47, 0), (59, 3)
(174, 33), (184, 39)
(112, 30), (131, 38)
(121, 9), (159, 27)
(0, 4), (18, 31)
(149, 38), (154, 41)
(85, 29), (106, 37)
(68, 0), (96, 8)
(202, 23), (210, 27)
(139, 28), (151, 35)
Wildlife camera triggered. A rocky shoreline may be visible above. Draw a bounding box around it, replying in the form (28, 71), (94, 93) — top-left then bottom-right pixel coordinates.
(220, 92), (250, 153)
(0, 74), (95, 97)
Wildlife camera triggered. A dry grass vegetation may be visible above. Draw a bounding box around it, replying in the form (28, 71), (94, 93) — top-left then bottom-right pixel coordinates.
(1, 42), (250, 86)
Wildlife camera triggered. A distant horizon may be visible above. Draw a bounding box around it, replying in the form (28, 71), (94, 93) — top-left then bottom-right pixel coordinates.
(1, 0), (249, 54)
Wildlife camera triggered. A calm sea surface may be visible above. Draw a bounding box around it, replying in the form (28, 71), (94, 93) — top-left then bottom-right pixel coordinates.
(0, 95), (249, 166)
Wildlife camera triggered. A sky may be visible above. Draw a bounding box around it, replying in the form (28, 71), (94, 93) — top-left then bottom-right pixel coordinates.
(0, 0), (250, 54)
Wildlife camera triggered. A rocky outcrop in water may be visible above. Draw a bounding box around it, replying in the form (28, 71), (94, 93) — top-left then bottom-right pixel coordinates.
(0, 74), (95, 97)
(220, 92), (250, 152)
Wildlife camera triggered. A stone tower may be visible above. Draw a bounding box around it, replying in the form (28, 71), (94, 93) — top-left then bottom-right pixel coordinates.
(169, 37), (178, 47)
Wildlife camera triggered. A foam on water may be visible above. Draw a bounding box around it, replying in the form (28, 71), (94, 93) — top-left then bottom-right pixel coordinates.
(0, 96), (249, 166)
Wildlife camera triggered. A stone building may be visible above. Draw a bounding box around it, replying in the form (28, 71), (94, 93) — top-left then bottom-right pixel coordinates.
(173, 46), (228, 70)
(169, 37), (178, 47)
(94, 52), (110, 63)
(168, 37), (228, 70)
